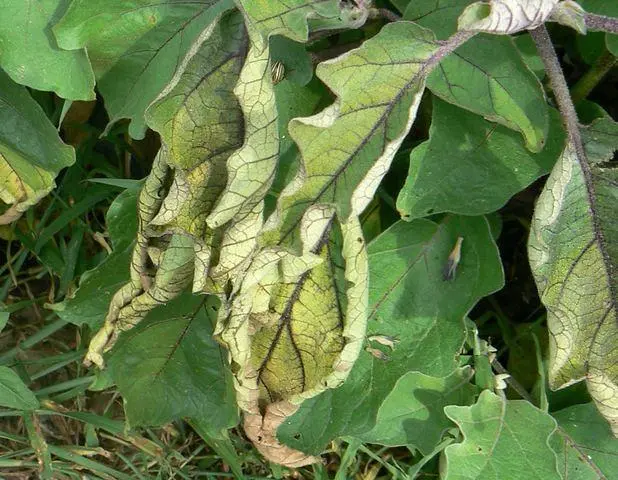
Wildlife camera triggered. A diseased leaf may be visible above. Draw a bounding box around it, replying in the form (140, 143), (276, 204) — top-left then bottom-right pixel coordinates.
(360, 367), (477, 453)
(237, 0), (342, 41)
(54, 0), (235, 138)
(0, 367), (39, 411)
(106, 294), (238, 430)
(0, 0), (95, 100)
(406, 0), (549, 152)
(54, 188), (138, 329)
(397, 99), (565, 220)
(551, 403), (618, 479)
(215, 213), (368, 466)
(458, 0), (559, 34)
(279, 215), (504, 454)
(0, 70), (75, 225)
(528, 117), (618, 435)
(262, 21), (442, 250)
(443, 390), (561, 480)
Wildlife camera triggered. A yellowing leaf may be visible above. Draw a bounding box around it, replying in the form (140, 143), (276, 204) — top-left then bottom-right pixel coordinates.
(215, 214), (368, 466)
(458, 0), (560, 34)
(529, 118), (618, 435)
(262, 21), (444, 250)
(0, 70), (75, 224)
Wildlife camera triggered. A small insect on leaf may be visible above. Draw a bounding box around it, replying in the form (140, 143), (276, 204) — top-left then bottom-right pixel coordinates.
(365, 346), (390, 361)
(367, 335), (399, 350)
(443, 236), (464, 281)
(271, 61), (285, 85)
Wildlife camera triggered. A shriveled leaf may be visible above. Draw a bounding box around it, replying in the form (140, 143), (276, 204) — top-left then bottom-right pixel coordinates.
(215, 214), (368, 466)
(405, 0), (549, 152)
(360, 367), (477, 453)
(0, 0), (95, 100)
(458, 0), (559, 34)
(0, 367), (39, 410)
(262, 21), (442, 250)
(0, 70), (75, 224)
(237, 0), (341, 41)
(54, 0), (234, 138)
(106, 294), (238, 430)
(443, 390), (561, 480)
(397, 99), (565, 220)
(279, 215), (504, 454)
(551, 403), (618, 479)
(54, 188), (138, 329)
(528, 118), (618, 434)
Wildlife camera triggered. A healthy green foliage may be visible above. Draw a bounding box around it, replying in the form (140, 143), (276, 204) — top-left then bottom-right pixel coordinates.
(2, 0), (618, 475)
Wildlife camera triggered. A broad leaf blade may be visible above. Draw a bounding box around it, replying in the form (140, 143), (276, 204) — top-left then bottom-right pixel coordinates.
(406, 0), (549, 152)
(360, 367), (477, 453)
(0, 70), (75, 224)
(0, 367), (39, 410)
(0, 0), (95, 99)
(215, 214), (368, 466)
(54, 188), (138, 328)
(279, 215), (504, 454)
(107, 294), (238, 430)
(551, 403), (618, 479)
(262, 21), (441, 250)
(54, 0), (234, 138)
(443, 390), (561, 480)
(397, 99), (565, 219)
(528, 118), (618, 434)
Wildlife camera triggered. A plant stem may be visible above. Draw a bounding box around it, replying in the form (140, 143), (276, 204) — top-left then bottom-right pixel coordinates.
(586, 12), (618, 34)
(571, 50), (618, 104)
(529, 25), (587, 163)
(23, 412), (54, 479)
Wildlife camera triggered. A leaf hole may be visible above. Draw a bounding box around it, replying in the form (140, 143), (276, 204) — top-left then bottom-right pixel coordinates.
(294, 433), (301, 440)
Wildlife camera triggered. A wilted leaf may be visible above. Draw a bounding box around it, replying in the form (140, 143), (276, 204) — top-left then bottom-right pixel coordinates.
(54, 0), (235, 138)
(106, 294), (238, 430)
(279, 215), (504, 454)
(262, 21), (443, 250)
(443, 390), (561, 480)
(215, 214), (368, 466)
(0, 70), (75, 224)
(406, 0), (549, 152)
(458, 0), (560, 34)
(551, 403), (618, 479)
(0, 367), (39, 410)
(54, 188), (138, 329)
(0, 0), (95, 100)
(360, 367), (477, 453)
(528, 117), (618, 434)
(237, 0), (342, 41)
(397, 99), (565, 220)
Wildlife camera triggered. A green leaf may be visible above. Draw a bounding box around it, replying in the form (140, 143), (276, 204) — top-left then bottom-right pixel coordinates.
(528, 117), (618, 435)
(0, 0), (95, 100)
(270, 36), (313, 86)
(54, 0), (235, 138)
(237, 0), (341, 41)
(262, 21), (441, 250)
(216, 215), (368, 467)
(0, 70), (75, 224)
(54, 188), (138, 329)
(360, 367), (477, 453)
(106, 294), (238, 430)
(443, 390), (561, 480)
(0, 366), (39, 410)
(397, 99), (565, 220)
(551, 403), (618, 479)
(580, 0), (618, 55)
(0, 311), (8, 333)
(279, 215), (504, 454)
(405, 0), (549, 152)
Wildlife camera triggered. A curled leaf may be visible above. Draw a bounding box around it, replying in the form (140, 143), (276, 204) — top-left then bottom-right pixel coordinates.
(458, 0), (559, 34)
(215, 214), (368, 466)
(528, 118), (618, 435)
